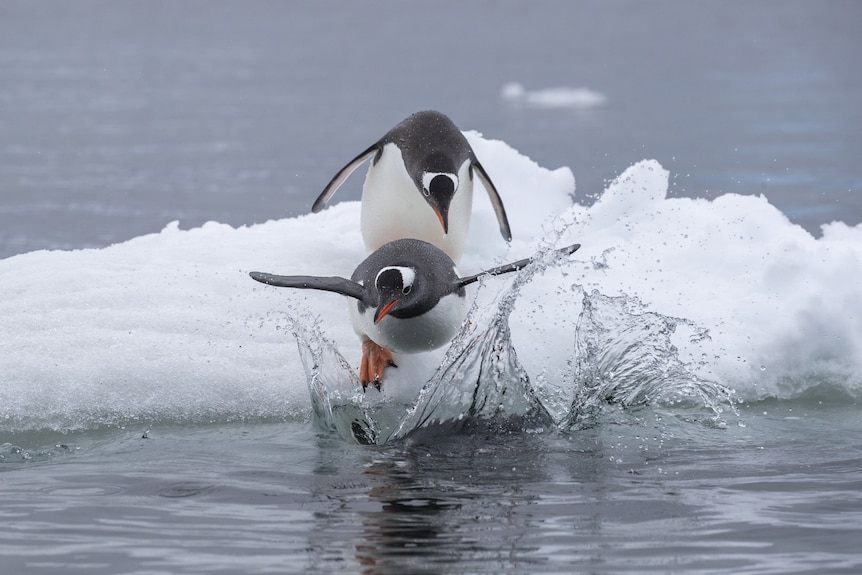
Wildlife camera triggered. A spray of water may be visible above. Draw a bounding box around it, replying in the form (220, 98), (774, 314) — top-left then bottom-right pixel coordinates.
(568, 289), (738, 430)
(278, 227), (739, 445)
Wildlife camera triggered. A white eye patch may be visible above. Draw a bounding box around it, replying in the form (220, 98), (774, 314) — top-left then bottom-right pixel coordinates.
(376, 266), (415, 292)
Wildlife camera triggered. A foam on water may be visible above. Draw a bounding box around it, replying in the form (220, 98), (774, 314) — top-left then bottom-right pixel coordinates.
(1, 132), (860, 436)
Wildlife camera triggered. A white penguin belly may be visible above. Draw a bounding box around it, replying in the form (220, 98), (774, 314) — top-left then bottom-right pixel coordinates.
(349, 293), (469, 354)
(360, 144), (473, 263)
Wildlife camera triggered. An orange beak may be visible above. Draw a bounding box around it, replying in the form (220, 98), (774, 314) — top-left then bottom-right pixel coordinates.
(374, 298), (400, 324)
(433, 207), (448, 235)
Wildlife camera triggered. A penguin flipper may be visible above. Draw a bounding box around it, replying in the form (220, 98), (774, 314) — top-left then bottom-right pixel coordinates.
(311, 144), (380, 213)
(250, 272), (373, 307)
(456, 243), (581, 288)
(471, 160), (512, 242)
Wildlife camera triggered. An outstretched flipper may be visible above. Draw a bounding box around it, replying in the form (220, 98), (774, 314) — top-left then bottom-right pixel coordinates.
(471, 159), (512, 242)
(311, 144), (380, 213)
(249, 271), (375, 308)
(456, 243), (581, 288)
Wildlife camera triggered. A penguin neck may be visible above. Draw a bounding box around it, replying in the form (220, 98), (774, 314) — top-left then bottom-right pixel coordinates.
(360, 143), (472, 263)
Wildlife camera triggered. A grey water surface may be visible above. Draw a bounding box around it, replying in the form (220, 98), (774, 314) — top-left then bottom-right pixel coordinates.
(2, 407), (860, 575)
(2, 2), (861, 574)
(1, 0), (860, 258)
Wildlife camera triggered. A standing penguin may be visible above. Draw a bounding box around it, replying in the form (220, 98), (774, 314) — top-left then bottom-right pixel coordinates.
(311, 110), (512, 263)
(250, 239), (580, 389)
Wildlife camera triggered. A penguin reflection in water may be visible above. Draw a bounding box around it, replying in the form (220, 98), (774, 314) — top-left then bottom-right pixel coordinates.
(312, 110), (511, 263)
(251, 239), (580, 389)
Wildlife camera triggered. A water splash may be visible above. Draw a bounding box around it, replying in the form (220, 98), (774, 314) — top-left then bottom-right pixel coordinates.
(388, 273), (553, 441)
(283, 240), (739, 444)
(568, 290), (738, 429)
(277, 314), (376, 443)
(283, 244), (566, 444)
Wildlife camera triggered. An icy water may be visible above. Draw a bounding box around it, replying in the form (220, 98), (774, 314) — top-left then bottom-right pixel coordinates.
(3, 406), (860, 575)
(2, 1), (862, 574)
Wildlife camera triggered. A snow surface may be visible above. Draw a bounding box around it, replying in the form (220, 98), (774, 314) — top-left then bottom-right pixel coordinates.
(1, 132), (860, 432)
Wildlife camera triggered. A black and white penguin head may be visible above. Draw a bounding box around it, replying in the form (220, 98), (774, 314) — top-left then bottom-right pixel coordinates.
(372, 265), (419, 324)
(420, 171), (459, 233)
(408, 147), (462, 235)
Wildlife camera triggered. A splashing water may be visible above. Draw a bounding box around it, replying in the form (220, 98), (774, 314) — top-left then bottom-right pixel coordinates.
(568, 290), (738, 430)
(388, 249), (560, 442)
(274, 313), (375, 442)
(283, 240), (737, 445)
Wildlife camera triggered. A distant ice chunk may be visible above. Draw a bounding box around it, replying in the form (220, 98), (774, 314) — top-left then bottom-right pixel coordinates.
(501, 82), (607, 109)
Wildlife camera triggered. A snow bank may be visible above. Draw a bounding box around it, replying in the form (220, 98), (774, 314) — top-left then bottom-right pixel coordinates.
(1, 133), (860, 432)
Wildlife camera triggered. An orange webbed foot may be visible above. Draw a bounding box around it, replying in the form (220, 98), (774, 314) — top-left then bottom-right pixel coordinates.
(360, 339), (397, 391)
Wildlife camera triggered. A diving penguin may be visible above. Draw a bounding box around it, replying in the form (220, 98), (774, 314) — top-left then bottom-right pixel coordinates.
(311, 110), (512, 263)
(250, 239), (580, 389)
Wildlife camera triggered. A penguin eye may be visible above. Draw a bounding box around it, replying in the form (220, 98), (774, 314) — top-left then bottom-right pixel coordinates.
(402, 285), (412, 295)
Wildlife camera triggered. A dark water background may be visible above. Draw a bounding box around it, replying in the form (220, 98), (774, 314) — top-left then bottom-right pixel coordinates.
(2, 2), (861, 574)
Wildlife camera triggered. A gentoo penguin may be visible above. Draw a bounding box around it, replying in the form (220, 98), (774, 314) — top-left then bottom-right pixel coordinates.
(311, 110), (511, 263)
(250, 239), (580, 389)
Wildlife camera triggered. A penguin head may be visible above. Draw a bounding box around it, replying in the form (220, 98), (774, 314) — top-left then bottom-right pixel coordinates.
(372, 265), (425, 324)
(415, 151), (460, 235)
